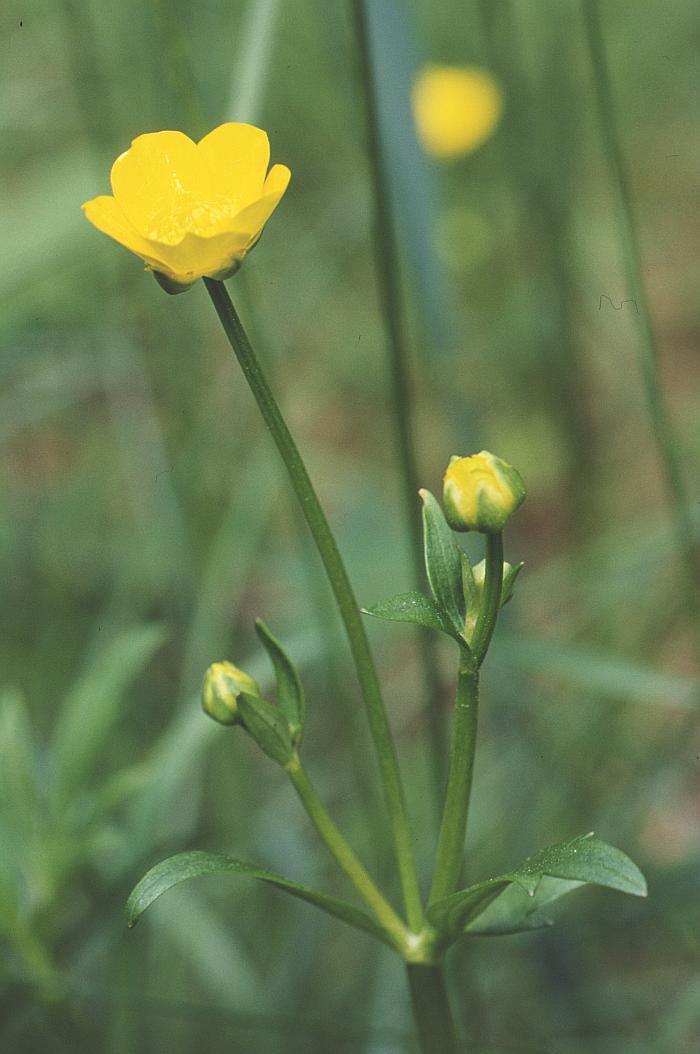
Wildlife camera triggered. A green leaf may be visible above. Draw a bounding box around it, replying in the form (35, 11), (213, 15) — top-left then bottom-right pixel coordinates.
(427, 878), (512, 936)
(127, 850), (392, 946)
(254, 619), (305, 745)
(237, 693), (293, 767)
(514, 833), (647, 897)
(428, 834), (646, 941)
(419, 489), (466, 637)
(466, 876), (584, 936)
(362, 592), (459, 638)
(52, 624), (165, 803)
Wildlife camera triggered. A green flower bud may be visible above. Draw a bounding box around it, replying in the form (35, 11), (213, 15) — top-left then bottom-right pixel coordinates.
(472, 559), (522, 605)
(443, 451), (525, 533)
(201, 661), (260, 726)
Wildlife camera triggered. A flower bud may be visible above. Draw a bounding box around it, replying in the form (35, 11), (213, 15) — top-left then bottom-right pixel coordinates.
(443, 451), (525, 533)
(472, 559), (522, 605)
(201, 661), (260, 726)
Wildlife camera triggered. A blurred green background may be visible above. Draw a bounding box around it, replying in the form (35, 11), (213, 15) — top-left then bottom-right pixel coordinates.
(1, 0), (698, 1050)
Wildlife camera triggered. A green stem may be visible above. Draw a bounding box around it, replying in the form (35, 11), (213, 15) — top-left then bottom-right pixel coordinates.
(286, 755), (409, 947)
(350, 0), (447, 789)
(406, 964), (460, 1054)
(428, 663), (479, 904)
(429, 534), (503, 904)
(471, 533), (504, 666)
(204, 278), (423, 930)
(582, 0), (699, 624)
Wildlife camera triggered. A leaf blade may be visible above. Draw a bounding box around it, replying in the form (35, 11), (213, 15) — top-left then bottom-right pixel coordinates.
(419, 489), (466, 637)
(428, 834), (646, 941)
(126, 850), (392, 946)
(362, 591), (453, 635)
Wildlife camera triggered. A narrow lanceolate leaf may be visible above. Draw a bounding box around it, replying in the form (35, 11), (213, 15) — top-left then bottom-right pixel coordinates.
(419, 489), (466, 637)
(255, 619), (305, 744)
(126, 850), (393, 946)
(362, 592), (459, 639)
(237, 692), (293, 767)
(427, 834), (646, 942)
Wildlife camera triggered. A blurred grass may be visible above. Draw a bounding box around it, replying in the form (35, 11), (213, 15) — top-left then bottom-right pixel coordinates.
(0, 0), (698, 1051)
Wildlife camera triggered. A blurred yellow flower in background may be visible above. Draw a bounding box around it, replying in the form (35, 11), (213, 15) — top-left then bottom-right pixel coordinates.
(82, 123), (290, 291)
(413, 66), (503, 159)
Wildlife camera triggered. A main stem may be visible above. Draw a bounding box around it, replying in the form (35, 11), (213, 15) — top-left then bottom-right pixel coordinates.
(428, 663), (479, 904)
(407, 964), (460, 1054)
(471, 533), (504, 666)
(429, 534), (503, 904)
(286, 756), (409, 947)
(204, 278), (423, 930)
(350, 0), (447, 788)
(582, 0), (699, 626)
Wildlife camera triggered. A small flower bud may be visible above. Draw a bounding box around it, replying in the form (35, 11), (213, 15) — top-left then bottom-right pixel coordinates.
(472, 559), (522, 605)
(201, 661), (260, 726)
(443, 451), (525, 533)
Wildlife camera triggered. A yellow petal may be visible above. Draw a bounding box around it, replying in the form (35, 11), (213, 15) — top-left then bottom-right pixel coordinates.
(413, 66), (503, 159)
(110, 130), (207, 240)
(197, 123), (270, 212)
(136, 229), (248, 282)
(231, 165), (291, 237)
(81, 195), (172, 272)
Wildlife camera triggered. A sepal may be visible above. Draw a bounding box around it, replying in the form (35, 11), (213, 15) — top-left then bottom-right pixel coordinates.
(237, 692), (294, 767)
(151, 270), (197, 295)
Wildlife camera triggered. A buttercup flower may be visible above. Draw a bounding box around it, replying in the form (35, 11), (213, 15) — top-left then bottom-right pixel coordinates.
(201, 660), (261, 726)
(413, 66), (503, 159)
(443, 451), (525, 533)
(82, 123), (291, 292)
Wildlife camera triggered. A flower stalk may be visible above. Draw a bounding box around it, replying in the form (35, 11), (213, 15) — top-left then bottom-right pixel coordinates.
(203, 277), (423, 931)
(285, 754), (409, 948)
(430, 534), (503, 905)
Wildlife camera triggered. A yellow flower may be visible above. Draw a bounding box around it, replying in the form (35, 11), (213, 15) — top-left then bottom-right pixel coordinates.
(413, 66), (503, 159)
(82, 123), (291, 291)
(443, 451), (525, 533)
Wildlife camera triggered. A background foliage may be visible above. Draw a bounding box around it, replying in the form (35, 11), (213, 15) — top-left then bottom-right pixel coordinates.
(1, 0), (698, 1050)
